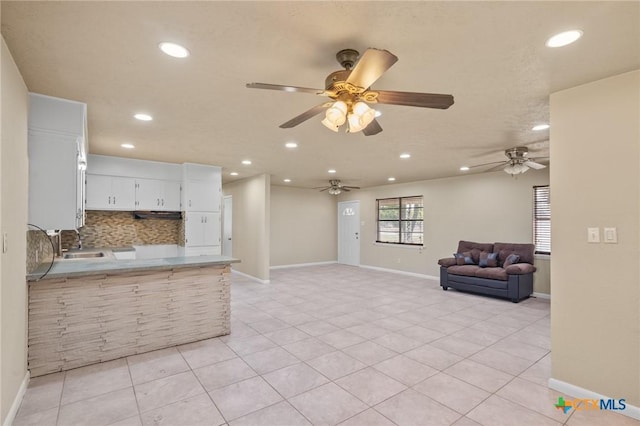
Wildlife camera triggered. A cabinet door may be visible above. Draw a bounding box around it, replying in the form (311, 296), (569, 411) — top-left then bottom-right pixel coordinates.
(85, 174), (113, 210)
(28, 131), (80, 230)
(111, 177), (136, 210)
(135, 178), (164, 210)
(186, 180), (218, 212)
(86, 175), (135, 210)
(202, 212), (221, 246)
(162, 181), (182, 211)
(184, 213), (204, 246)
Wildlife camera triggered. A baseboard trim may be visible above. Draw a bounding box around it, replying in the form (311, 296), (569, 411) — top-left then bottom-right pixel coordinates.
(231, 269), (270, 284)
(359, 264), (439, 281)
(270, 261), (338, 270)
(548, 378), (640, 420)
(532, 292), (551, 300)
(3, 371), (30, 426)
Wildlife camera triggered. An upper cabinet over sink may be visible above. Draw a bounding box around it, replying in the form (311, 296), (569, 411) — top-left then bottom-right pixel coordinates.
(28, 93), (87, 230)
(86, 155), (182, 212)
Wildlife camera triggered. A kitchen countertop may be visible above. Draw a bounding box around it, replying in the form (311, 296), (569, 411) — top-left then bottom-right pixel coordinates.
(27, 250), (240, 281)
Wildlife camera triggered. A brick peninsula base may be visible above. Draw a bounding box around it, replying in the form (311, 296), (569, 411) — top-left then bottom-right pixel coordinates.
(28, 264), (231, 377)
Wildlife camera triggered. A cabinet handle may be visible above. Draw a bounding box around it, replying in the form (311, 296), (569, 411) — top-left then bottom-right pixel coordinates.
(204, 216), (207, 223)
(189, 200), (192, 207)
(157, 198), (160, 206)
(108, 196), (111, 204)
(161, 199), (164, 206)
(113, 196), (116, 204)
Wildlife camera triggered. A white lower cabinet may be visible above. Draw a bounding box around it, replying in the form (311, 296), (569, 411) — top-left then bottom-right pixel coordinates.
(184, 212), (221, 255)
(85, 174), (136, 210)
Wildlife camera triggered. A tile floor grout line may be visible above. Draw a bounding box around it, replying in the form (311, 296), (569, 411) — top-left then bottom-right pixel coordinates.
(124, 356), (144, 426)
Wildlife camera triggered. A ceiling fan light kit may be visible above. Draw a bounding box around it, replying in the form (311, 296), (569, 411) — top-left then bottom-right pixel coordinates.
(466, 146), (548, 176)
(247, 48), (454, 136)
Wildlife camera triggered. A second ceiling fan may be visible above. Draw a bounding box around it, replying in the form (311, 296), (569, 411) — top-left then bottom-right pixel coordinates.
(247, 48), (454, 136)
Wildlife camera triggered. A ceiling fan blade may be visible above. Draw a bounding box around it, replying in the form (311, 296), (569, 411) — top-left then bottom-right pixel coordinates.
(316, 187), (330, 192)
(485, 163), (509, 172)
(343, 186), (361, 190)
(279, 103), (331, 128)
(524, 160), (546, 170)
(346, 48), (398, 90)
(466, 161), (506, 170)
(362, 119), (383, 136)
(375, 90), (454, 109)
(246, 82), (325, 95)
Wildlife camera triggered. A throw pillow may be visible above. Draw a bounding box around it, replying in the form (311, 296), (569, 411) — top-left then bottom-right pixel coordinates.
(503, 253), (520, 268)
(463, 251), (475, 265)
(453, 252), (466, 265)
(479, 252), (499, 268)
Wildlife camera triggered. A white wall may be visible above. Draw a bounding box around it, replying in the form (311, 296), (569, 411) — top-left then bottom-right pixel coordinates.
(1, 37), (29, 424)
(270, 185), (337, 267)
(338, 168), (550, 290)
(222, 174), (270, 281)
(550, 70), (640, 406)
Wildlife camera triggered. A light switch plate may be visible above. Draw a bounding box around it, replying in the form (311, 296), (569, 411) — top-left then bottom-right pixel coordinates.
(603, 227), (618, 244)
(587, 227), (600, 243)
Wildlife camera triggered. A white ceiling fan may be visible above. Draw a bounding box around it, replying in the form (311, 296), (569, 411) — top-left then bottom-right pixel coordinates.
(466, 146), (548, 175)
(313, 179), (360, 195)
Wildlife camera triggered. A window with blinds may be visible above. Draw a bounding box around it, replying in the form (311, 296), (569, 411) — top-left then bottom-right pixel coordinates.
(533, 185), (550, 254)
(377, 196), (424, 245)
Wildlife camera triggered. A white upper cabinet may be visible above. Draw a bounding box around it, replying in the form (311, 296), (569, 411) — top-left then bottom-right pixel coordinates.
(28, 93), (87, 230)
(182, 164), (221, 212)
(135, 179), (181, 211)
(85, 175), (135, 210)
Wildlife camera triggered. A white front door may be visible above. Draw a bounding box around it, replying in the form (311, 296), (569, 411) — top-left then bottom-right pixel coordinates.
(338, 200), (360, 266)
(222, 195), (232, 256)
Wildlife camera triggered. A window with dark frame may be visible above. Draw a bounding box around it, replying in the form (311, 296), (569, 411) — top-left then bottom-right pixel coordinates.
(377, 196), (424, 245)
(533, 185), (550, 254)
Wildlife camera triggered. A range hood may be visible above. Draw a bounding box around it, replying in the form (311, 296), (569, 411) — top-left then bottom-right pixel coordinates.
(133, 211), (182, 220)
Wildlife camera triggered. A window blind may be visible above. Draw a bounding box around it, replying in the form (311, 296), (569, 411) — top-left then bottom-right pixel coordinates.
(533, 185), (550, 254)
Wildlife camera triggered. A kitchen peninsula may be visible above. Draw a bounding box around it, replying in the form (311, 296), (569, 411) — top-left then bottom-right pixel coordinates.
(26, 253), (239, 377)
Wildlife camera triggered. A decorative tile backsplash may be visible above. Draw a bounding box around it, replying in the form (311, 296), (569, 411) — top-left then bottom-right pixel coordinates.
(61, 211), (181, 249)
(26, 229), (54, 273)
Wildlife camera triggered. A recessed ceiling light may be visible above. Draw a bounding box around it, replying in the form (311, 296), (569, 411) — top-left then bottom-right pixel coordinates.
(285, 142), (298, 148)
(460, 166), (470, 171)
(532, 124), (550, 131)
(134, 113), (153, 121)
(388, 177), (396, 182)
(328, 169), (337, 174)
(546, 30), (583, 48)
(283, 179), (291, 183)
(241, 160), (252, 165)
(230, 172), (239, 176)
(159, 42), (190, 58)
(399, 153), (411, 159)
(120, 143), (135, 149)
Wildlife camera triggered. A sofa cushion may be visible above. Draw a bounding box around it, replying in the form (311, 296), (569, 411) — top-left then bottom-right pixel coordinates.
(475, 267), (508, 281)
(478, 252), (498, 268)
(503, 254), (520, 268)
(438, 257), (457, 267)
(447, 265), (482, 277)
(505, 263), (537, 274)
(494, 242), (535, 265)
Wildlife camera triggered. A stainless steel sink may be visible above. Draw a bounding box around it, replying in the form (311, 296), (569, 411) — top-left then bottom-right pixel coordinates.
(62, 252), (105, 259)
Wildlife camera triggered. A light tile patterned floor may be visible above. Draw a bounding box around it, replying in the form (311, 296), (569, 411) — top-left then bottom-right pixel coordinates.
(13, 265), (639, 426)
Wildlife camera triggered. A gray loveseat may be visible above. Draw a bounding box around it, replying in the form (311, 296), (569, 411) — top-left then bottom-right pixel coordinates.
(438, 240), (536, 303)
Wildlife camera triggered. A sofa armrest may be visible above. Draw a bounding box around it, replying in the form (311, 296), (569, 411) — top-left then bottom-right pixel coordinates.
(505, 263), (536, 275)
(438, 257), (457, 267)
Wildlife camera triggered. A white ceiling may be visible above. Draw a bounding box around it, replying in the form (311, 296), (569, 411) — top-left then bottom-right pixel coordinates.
(2, 1), (638, 188)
